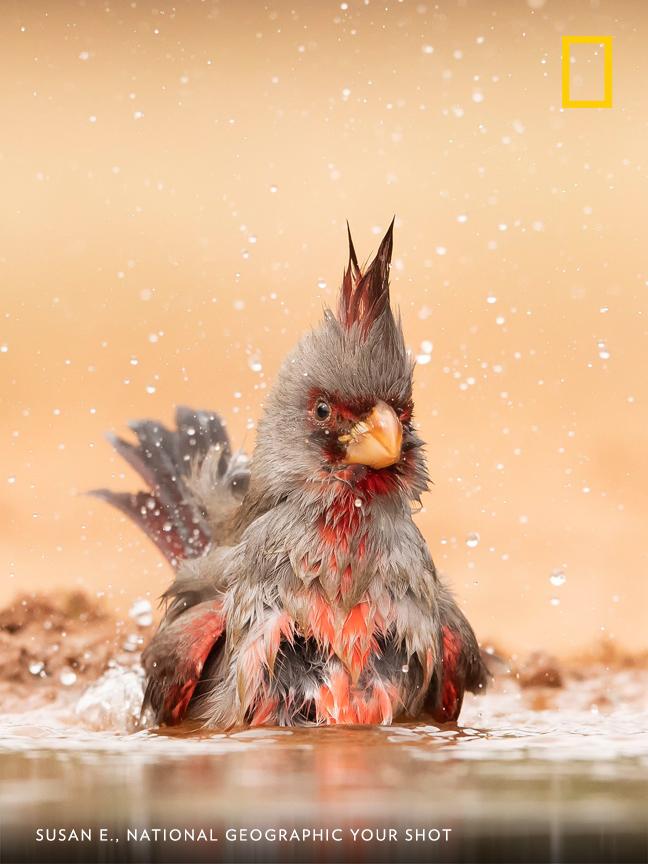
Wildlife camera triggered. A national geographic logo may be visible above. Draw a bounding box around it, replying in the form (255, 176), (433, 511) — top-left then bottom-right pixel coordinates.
(562, 35), (613, 108)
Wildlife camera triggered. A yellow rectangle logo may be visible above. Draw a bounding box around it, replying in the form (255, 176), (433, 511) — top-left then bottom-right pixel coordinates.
(562, 35), (613, 109)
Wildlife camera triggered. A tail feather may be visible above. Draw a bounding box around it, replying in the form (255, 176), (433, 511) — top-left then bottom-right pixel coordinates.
(90, 489), (201, 565)
(175, 405), (231, 471)
(106, 432), (159, 491)
(91, 407), (248, 567)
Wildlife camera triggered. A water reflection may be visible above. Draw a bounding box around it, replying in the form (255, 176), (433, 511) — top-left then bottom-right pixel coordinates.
(1, 672), (647, 861)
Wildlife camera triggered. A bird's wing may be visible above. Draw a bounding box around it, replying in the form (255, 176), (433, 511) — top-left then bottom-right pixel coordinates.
(427, 585), (490, 723)
(91, 406), (251, 566)
(141, 597), (226, 725)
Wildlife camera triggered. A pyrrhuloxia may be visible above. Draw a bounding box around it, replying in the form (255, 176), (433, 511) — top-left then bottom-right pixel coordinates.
(94, 221), (488, 727)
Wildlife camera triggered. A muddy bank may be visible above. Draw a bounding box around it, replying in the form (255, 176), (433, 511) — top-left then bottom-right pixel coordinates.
(0, 590), (152, 712)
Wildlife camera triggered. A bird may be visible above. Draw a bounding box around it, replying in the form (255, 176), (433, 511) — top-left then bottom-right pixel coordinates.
(93, 220), (489, 728)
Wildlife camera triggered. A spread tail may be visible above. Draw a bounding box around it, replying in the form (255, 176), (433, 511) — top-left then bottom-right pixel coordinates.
(91, 406), (249, 567)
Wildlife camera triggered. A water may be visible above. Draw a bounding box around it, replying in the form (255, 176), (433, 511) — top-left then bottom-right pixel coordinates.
(1, 669), (647, 862)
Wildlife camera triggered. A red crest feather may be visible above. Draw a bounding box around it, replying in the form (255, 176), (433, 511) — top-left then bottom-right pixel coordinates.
(338, 218), (395, 336)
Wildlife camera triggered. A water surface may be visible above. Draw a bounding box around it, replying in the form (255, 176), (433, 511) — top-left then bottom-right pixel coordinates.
(1, 670), (647, 862)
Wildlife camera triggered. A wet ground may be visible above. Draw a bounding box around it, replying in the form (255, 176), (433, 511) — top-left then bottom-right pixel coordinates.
(1, 594), (647, 863)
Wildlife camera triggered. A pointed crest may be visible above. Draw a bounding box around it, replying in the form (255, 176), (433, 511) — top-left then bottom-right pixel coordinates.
(338, 218), (395, 336)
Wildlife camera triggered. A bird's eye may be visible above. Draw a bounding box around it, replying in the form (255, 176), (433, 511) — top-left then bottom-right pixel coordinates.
(315, 400), (331, 421)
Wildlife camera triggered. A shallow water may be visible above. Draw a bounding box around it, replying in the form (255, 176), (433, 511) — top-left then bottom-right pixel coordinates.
(1, 670), (648, 863)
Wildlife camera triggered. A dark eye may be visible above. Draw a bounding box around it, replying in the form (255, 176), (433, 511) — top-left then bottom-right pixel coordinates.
(315, 400), (331, 421)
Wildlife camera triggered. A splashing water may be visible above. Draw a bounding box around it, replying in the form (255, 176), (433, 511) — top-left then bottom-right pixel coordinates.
(129, 598), (153, 628)
(0, 667), (647, 862)
(74, 663), (147, 733)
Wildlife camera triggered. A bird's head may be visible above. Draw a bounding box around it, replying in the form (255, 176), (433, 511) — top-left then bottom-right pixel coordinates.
(253, 220), (428, 507)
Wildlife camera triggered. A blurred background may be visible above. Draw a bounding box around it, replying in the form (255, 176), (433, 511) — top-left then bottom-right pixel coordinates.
(1, 0), (646, 655)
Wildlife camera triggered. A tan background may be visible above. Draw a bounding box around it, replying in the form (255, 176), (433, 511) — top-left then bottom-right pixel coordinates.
(1, 0), (646, 654)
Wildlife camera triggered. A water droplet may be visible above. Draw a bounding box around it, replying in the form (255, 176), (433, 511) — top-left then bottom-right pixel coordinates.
(549, 568), (566, 587)
(59, 668), (77, 687)
(597, 339), (610, 360)
(248, 354), (263, 373)
(420, 339), (433, 354)
(416, 354), (432, 365)
(550, 597), (560, 607)
(145, 385), (156, 395)
(123, 633), (144, 652)
(129, 598), (153, 627)
(7, 475), (16, 485)
(317, 279), (327, 290)
(354, 498), (362, 508)
(29, 661), (44, 676)
(466, 531), (480, 548)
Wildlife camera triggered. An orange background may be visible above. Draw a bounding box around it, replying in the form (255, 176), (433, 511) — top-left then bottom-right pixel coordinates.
(1, 0), (646, 654)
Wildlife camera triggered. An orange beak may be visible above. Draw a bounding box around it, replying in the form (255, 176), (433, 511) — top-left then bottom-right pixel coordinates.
(341, 400), (403, 470)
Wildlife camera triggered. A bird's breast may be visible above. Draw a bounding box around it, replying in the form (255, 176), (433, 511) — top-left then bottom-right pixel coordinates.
(233, 586), (435, 726)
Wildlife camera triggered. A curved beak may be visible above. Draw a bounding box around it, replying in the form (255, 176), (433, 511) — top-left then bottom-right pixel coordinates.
(341, 400), (403, 470)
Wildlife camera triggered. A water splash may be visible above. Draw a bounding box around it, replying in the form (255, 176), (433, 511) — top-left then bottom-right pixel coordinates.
(75, 664), (147, 733)
(129, 598), (153, 628)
